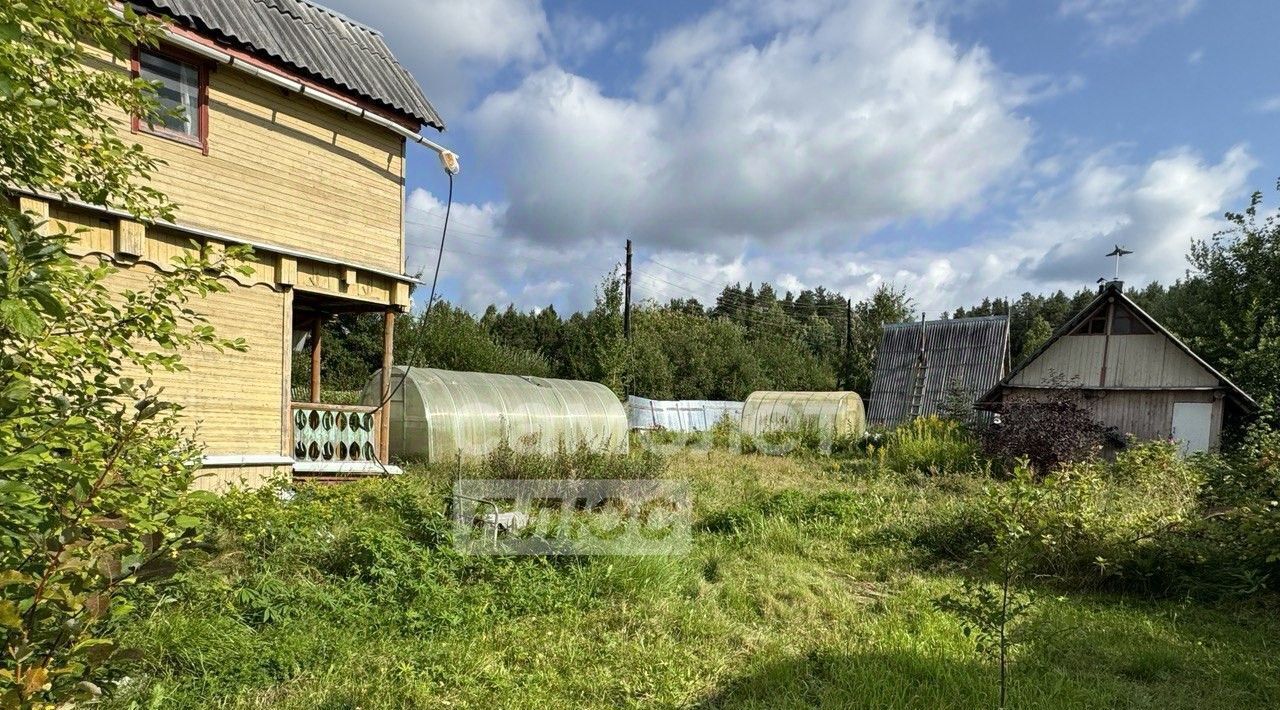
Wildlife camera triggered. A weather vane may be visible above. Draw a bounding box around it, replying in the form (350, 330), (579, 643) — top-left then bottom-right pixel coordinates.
(1105, 245), (1132, 281)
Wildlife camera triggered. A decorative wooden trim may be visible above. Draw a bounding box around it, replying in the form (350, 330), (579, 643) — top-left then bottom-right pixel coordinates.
(114, 218), (145, 257)
(379, 309), (395, 461)
(392, 281), (410, 309)
(278, 255), (298, 286)
(16, 191), (420, 286)
(281, 288), (294, 460)
(289, 402), (378, 414)
(17, 196), (50, 234)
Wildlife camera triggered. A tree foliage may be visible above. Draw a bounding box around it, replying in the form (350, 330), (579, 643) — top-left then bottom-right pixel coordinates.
(1, 1), (244, 703)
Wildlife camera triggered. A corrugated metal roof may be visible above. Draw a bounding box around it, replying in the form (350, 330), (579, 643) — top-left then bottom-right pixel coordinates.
(133, 0), (444, 129)
(867, 316), (1009, 428)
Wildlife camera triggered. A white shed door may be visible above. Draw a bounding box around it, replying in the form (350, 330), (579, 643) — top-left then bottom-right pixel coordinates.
(1171, 402), (1213, 455)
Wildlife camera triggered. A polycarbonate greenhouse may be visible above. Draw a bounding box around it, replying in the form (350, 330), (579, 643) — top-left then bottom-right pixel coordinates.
(626, 396), (743, 432)
(361, 367), (628, 462)
(740, 391), (867, 440)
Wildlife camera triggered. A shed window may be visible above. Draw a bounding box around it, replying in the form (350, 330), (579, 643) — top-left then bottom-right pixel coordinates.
(1069, 303), (1153, 336)
(1110, 305), (1152, 335)
(135, 48), (206, 149)
(1072, 312), (1109, 336)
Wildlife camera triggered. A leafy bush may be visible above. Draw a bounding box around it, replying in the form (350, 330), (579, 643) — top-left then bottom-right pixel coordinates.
(0, 3), (254, 704)
(982, 382), (1109, 476)
(1197, 421), (1280, 507)
(913, 446), (1207, 594)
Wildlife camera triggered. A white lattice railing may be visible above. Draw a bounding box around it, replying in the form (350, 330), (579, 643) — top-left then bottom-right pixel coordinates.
(290, 402), (380, 467)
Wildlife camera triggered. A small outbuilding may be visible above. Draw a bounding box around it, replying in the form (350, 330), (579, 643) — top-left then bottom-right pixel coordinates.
(740, 391), (867, 440)
(362, 367), (628, 462)
(868, 315), (1009, 428)
(978, 281), (1256, 454)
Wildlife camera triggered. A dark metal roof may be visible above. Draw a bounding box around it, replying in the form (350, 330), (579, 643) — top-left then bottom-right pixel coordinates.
(867, 315), (1010, 428)
(133, 0), (444, 130)
(979, 281), (1257, 410)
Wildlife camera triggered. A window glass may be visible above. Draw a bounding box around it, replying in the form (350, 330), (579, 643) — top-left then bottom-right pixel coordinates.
(1111, 305), (1152, 335)
(139, 50), (199, 137)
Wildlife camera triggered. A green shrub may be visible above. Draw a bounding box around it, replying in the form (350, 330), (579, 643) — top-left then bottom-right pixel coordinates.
(912, 450), (1208, 595)
(1197, 422), (1280, 507)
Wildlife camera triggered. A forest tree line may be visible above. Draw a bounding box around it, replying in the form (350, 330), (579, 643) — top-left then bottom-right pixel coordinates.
(304, 186), (1279, 413)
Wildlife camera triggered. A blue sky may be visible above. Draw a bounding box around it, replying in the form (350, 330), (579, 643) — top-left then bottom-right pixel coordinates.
(324, 0), (1278, 315)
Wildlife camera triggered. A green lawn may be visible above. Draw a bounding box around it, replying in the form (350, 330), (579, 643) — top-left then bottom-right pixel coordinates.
(107, 448), (1279, 709)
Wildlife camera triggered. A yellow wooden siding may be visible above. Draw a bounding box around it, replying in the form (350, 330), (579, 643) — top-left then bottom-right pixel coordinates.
(1011, 333), (1218, 388)
(296, 259), (394, 304)
(96, 259), (287, 457)
(192, 465), (288, 492)
(88, 43), (406, 275)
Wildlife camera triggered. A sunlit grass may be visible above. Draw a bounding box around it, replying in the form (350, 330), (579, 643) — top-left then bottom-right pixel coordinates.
(107, 448), (1280, 709)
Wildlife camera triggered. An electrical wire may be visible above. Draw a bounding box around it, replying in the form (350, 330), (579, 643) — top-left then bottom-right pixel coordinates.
(363, 171), (453, 474)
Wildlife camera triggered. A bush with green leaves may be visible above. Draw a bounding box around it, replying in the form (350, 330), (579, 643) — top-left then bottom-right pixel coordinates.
(914, 442), (1206, 594)
(0, 2), (250, 704)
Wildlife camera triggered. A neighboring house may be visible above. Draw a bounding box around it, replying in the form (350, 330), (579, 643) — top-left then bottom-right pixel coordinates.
(867, 315), (1010, 428)
(979, 281), (1256, 454)
(14, 0), (452, 488)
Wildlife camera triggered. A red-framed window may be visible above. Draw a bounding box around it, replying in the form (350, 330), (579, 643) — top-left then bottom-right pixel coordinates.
(131, 45), (210, 155)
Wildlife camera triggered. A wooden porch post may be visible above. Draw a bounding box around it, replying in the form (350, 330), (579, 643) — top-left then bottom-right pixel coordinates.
(379, 308), (395, 461)
(309, 316), (322, 403)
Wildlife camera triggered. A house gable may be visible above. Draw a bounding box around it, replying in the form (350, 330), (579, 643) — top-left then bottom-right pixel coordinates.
(983, 282), (1255, 410)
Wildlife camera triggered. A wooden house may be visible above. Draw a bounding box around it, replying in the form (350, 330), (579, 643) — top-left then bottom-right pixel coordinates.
(15, 0), (455, 488)
(979, 281), (1256, 454)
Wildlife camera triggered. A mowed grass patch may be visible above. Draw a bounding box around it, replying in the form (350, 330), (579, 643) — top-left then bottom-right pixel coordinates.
(106, 449), (1280, 709)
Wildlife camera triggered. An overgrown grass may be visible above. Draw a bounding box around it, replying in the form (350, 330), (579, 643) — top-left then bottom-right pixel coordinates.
(103, 441), (1280, 708)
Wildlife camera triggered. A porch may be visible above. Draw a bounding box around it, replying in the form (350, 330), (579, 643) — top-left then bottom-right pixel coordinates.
(290, 291), (402, 480)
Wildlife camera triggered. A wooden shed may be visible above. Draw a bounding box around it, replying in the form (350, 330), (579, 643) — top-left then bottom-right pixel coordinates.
(979, 281), (1255, 453)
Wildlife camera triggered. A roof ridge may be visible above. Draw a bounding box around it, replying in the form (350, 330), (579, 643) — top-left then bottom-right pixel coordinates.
(283, 0), (383, 36)
(883, 314), (1009, 329)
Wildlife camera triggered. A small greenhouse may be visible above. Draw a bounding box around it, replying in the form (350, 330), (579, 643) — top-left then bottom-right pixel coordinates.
(626, 395), (744, 433)
(740, 391), (867, 440)
(362, 367), (628, 463)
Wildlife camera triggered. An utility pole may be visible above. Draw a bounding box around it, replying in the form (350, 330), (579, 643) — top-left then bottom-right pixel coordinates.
(623, 238), (632, 341)
(843, 299), (852, 389)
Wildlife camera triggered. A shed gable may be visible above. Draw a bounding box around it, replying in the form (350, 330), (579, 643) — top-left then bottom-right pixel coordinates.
(1008, 331), (1217, 389)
